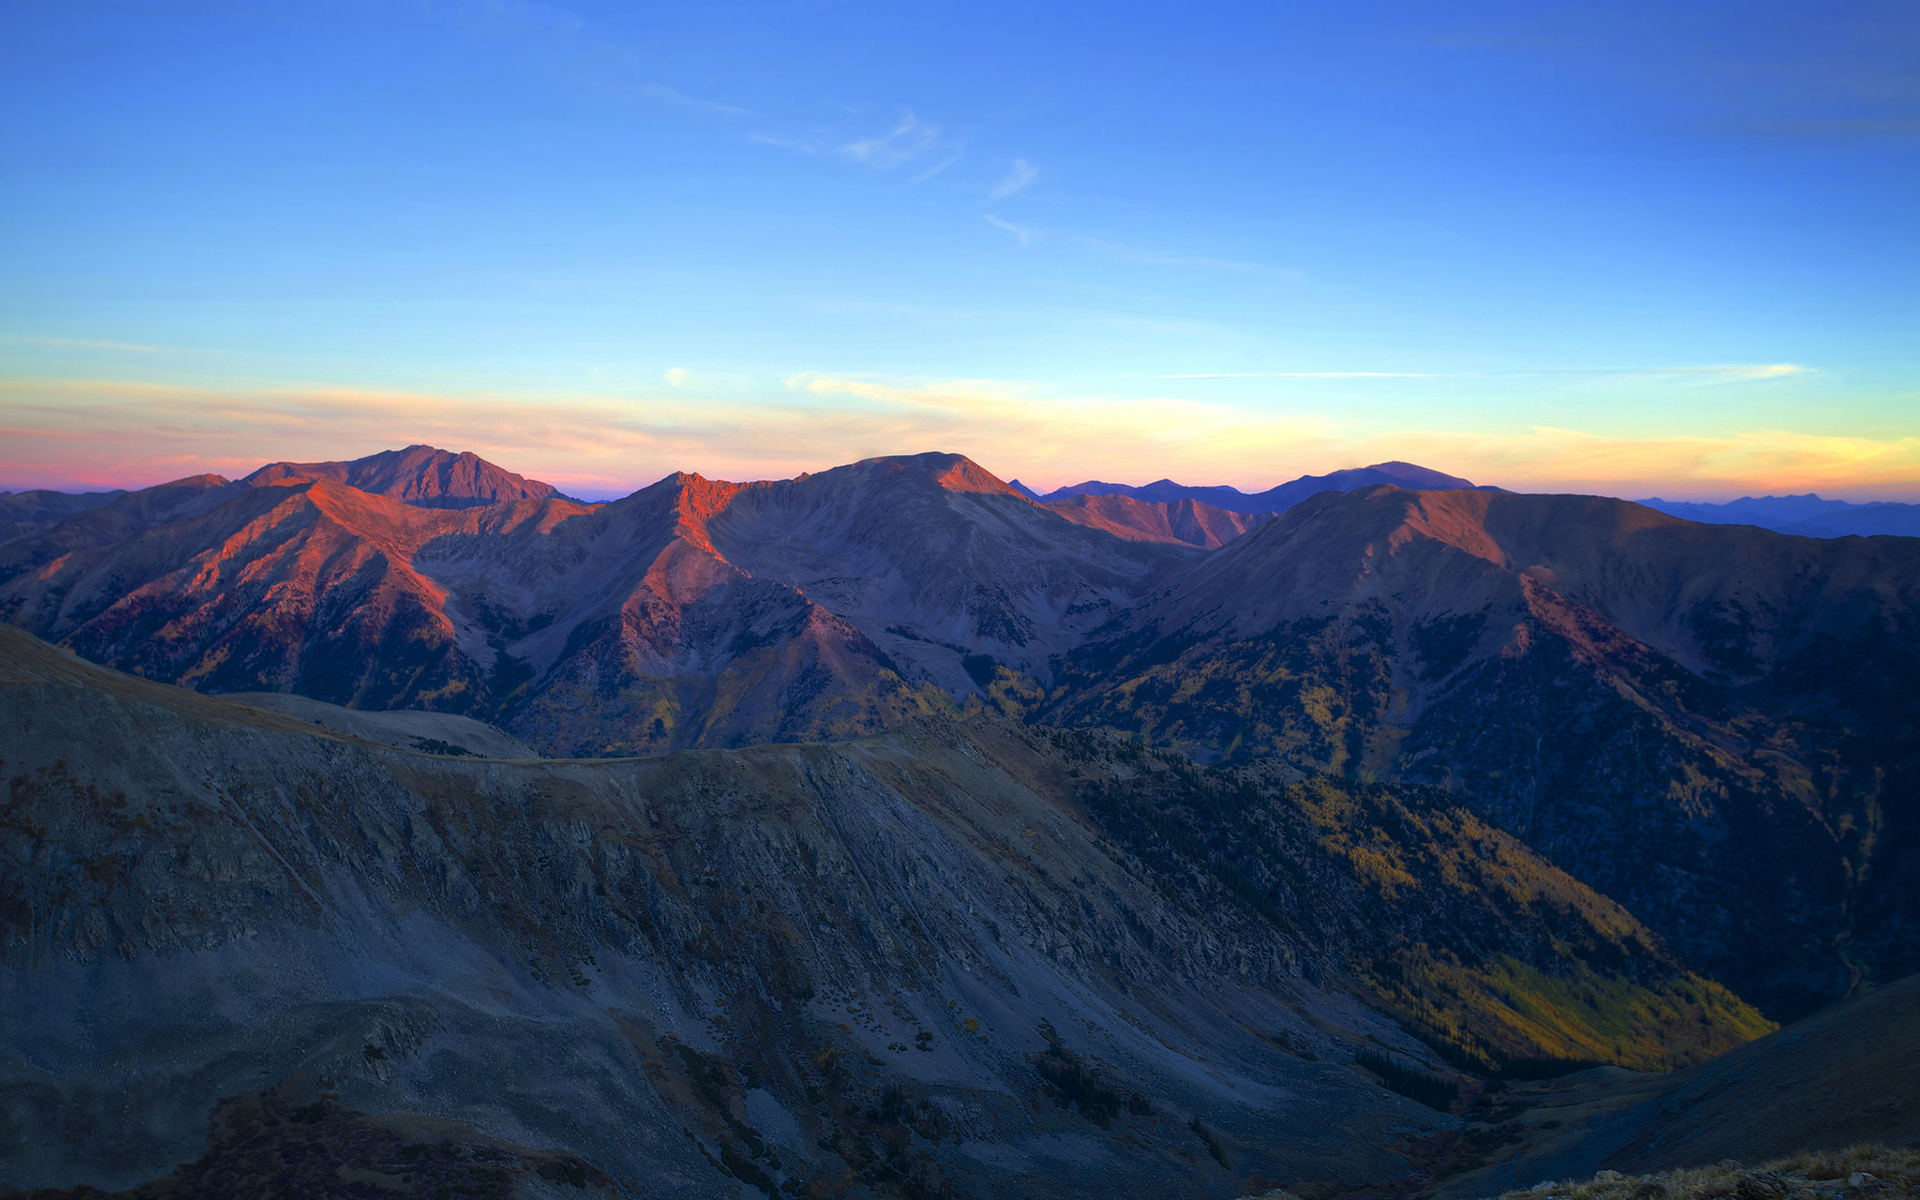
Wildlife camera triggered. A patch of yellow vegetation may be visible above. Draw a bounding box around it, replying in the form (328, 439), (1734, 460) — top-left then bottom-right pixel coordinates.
(1282, 776), (1774, 1071)
(1386, 948), (1772, 1072)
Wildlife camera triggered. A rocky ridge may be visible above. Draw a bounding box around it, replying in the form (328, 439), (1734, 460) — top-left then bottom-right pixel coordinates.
(3, 448), (1916, 1023)
(0, 626), (1767, 1198)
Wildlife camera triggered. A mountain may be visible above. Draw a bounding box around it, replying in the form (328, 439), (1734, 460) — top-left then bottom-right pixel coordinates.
(6, 448), (1917, 1020)
(1041, 461), (1481, 514)
(0, 473), (591, 715)
(0, 451), (1192, 756)
(1638, 494), (1920, 539)
(0, 488), (125, 541)
(1434, 969), (1920, 1196)
(1040, 493), (1273, 548)
(1048, 485), (1920, 1019)
(0, 625), (1768, 1198)
(243, 444), (564, 509)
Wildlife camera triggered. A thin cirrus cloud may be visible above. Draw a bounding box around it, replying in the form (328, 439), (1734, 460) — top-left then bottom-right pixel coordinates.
(4, 373), (1916, 502)
(753, 110), (966, 179)
(1, 333), (181, 354)
(987, 159), (1039, 201)
(984, 214), (1036, 246)
(840, 111), (947, 169)
(1164, 364), (1812, 381)
(983, 216), (1255, 271)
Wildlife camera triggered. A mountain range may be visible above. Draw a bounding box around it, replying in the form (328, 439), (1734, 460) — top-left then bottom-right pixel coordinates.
(1636, 494), (1920, 539)
(1009, 460), (1484, 514)
(0, 624), (1783, 1199)
(3, 445), (1918, 1198)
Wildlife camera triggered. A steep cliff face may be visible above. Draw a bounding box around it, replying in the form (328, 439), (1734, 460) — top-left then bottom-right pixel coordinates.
(0, 628), (1765, 1198)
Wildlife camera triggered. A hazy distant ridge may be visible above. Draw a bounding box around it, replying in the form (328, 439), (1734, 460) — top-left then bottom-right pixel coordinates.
(1011, 461), (1482, 514)
(1637, 493), (1920, 538)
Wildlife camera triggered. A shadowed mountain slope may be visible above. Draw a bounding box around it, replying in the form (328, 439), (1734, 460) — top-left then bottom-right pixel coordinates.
(0, 489), (125, 541)
(0, 625), (1768, 1199)
(1048, 485), (1920, 1019)
(1434, 970), (1920, 1198)
(6, 450), (1917, 1024)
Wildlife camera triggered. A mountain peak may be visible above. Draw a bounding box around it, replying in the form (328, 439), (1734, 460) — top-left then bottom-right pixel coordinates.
(821, 451), (1021, 497)
(243, 445), (560, 509)
(1362, 461), (1477, 489)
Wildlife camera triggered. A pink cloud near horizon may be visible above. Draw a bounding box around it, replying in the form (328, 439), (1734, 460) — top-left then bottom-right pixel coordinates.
(4, 375), (1918, 503)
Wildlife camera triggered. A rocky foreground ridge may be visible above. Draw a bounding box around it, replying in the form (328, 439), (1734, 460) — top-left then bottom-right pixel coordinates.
(2, 626), (1777, 1198)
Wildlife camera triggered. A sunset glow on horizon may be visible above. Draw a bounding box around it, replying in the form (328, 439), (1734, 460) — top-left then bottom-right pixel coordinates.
(3, 2), (1916, 503)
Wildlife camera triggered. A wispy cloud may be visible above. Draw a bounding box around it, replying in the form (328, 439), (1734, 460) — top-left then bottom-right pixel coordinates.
(437, 0), (751, 119)
(1166, 371), (1436, 379)
(909, 141), (967, 183)
(841, 111), (945, 168)
(987, 159), (1039, 201)
(981, 216), (1255, 271)
(983, 215), (1036, 246)
(629, 82), (751, 117)
(3, 372), (1911, 502)
(1163, 364), (1812, 382)
(757, 109), (966, 179)
(1070, 234), (1255, 271)
(1, 333), (179, 354)
(1619, 363), (1811, 381)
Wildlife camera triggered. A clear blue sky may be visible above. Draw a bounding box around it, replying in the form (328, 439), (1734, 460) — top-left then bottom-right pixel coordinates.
(3, 0), (1917, 498)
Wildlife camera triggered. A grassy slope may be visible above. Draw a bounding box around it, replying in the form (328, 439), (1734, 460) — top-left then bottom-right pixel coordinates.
(1049, 737), (1772, 1077)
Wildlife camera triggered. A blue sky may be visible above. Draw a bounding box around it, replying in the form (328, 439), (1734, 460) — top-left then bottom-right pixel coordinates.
(2, 0), (1916, 498)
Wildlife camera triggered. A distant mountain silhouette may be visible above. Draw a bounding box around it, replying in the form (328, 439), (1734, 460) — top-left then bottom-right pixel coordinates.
(1038, 460), (1481, 514)
(0, 487), (125, 540)
(1638, 493), (1920, 538)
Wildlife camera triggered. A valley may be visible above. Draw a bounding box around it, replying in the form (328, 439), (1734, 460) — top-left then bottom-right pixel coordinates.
(2, 447), (1916, 1199)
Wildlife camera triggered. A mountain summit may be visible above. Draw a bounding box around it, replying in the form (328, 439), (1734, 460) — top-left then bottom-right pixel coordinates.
(243, 444), (563, 509)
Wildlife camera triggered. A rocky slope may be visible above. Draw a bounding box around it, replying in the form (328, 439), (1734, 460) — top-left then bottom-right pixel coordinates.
(0, 489), (124, 542)
(1041, 493), (1273, 548)
(1426, 970), (1920, 1197)
(0, 474), (591, 713)
(0, 451), (1197, 757)
(1048, 485), (1920, 1019)
(0, 627), (1767, 1198)
(5, 448), (1917, 1021)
